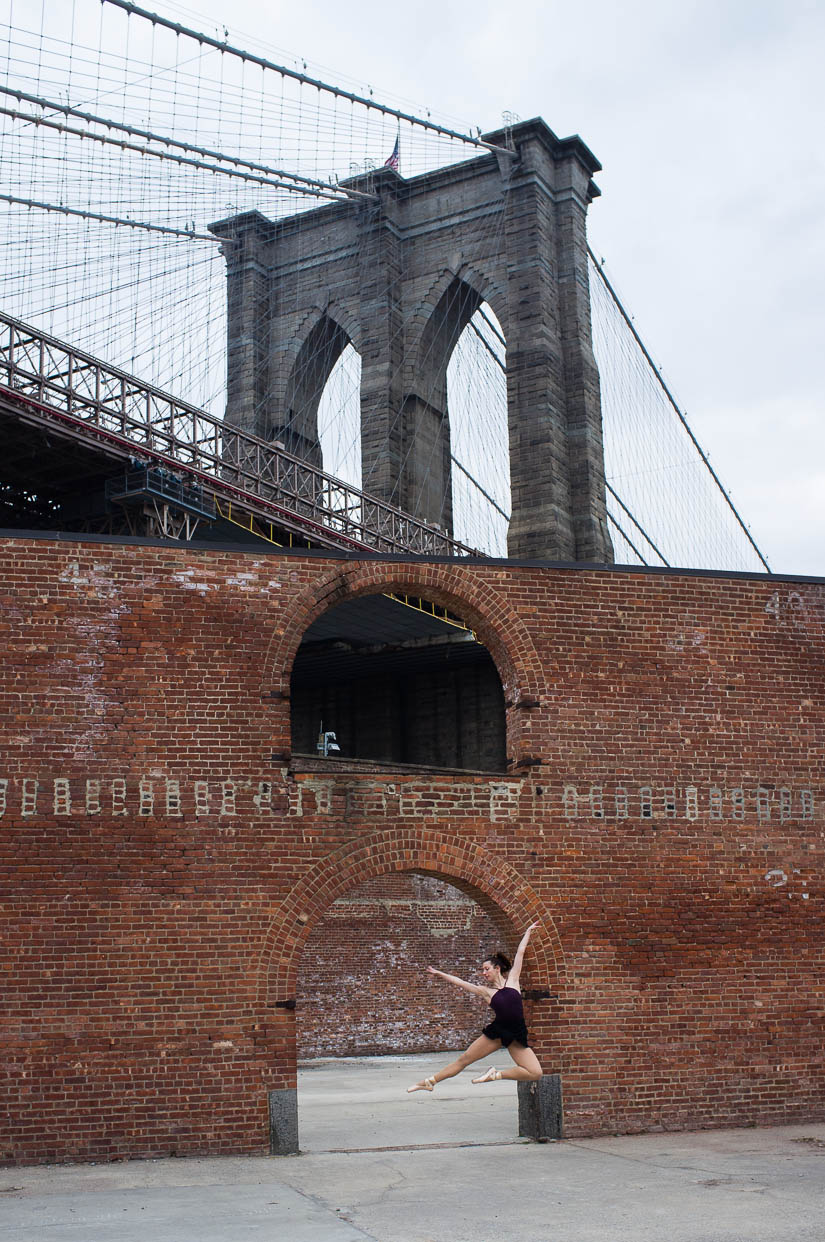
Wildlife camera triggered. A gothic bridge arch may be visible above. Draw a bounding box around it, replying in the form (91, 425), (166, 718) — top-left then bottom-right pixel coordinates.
(274, 303), (363, 465)
(211, 117), (613, 561)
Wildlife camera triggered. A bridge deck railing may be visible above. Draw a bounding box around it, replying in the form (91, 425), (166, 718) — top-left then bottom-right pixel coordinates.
(0, 310), (476, 558)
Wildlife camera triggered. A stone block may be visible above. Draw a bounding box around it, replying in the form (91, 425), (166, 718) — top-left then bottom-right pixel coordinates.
(269, 1088), (299, 1155)
(518, 1074), (563, 1141)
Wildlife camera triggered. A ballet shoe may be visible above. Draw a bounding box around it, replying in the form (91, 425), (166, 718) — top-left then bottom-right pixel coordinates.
(472, 1066), (502, 1083)
(407, 1075), (436, 1093)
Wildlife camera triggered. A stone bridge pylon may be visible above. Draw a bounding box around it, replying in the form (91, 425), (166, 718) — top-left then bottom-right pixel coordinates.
(211, 118), (613, 562)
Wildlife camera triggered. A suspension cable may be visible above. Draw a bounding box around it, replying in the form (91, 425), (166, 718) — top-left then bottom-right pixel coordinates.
(589, 246), (771, 572)
(607, 511), (651, 566)
(102, 0), (516, 158)
(0, 194), (222, 242)
(0, 84), (375, 201)
(0, 104), (358, 202)
(605, 481), (670, 566)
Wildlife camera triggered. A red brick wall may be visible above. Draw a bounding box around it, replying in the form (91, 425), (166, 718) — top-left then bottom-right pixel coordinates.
(1, 534), (824, 1163)
(296, 873), (500, 1058)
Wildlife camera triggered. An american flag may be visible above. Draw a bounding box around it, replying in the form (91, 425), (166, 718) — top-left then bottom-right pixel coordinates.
(384, 135), (399, 171)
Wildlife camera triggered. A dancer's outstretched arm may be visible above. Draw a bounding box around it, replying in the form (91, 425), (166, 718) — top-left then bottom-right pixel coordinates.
(506, 920), (540, 989)
(426, 965), (492, 999)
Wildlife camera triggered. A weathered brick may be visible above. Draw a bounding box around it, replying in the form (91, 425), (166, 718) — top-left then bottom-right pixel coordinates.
(1, 534), (823, 1164)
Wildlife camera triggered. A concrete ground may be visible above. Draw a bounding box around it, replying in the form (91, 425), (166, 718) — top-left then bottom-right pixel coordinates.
(3, 1053), (824, 1242)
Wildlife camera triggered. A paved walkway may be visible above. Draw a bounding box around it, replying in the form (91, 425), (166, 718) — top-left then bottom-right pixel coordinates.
(4, 1054), (824, 1241)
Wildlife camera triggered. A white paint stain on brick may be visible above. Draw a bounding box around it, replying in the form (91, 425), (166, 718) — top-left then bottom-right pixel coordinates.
(195, 781), (210, 817)
(21, 778), (38, 817)
(490, 781), (522, 821)
(53, 777), (71, 816)
(85, 780), (102, 815)
(220, 780), (237, 816)
(168, 569), (214, 594)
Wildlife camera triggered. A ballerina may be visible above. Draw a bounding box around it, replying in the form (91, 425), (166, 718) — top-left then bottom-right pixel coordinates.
(407, 921), (543, 1092)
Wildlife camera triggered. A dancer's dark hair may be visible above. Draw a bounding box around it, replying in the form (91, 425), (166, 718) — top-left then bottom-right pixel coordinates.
(486, 951), (511, 972)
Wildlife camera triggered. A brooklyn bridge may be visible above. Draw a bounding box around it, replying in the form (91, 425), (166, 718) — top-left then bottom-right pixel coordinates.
(0, 0), (769, 573)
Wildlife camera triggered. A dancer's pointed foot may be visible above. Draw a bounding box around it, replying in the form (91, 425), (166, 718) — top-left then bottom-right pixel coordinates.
(472, 1066), (502, 1083)
(407, 1075), (436, 1093)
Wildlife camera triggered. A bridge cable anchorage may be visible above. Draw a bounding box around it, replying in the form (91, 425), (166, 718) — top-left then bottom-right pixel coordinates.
(0, 105), (359, 204)
(588, 245), (771, 573)
(101, 0), (517, 160)
(0, 194), (222, 243)
(0, 85), (377, 203)
(604, 481), (670, 567)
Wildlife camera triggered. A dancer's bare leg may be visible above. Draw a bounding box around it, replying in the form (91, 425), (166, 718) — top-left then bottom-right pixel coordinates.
(407, 1034), (500, 1092)
(473, 1043), (543, 1083)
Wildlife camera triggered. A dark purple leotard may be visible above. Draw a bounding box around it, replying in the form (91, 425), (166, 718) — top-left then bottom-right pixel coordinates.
(482, 986), (530, 1047)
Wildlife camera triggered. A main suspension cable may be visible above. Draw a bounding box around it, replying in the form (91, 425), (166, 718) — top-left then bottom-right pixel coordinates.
(0, 84), (375, 201)
(102, 0), (515, 158)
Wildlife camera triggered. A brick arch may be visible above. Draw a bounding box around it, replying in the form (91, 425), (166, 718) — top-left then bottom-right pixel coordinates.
(258, 826), (565, 1008)
(261, 560), (544, 709)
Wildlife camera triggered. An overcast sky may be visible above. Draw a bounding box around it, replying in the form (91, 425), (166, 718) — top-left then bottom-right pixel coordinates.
(157, 0), (823, 577)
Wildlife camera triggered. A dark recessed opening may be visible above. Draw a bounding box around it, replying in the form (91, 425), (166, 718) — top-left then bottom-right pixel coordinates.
(290, 593), (506, 772)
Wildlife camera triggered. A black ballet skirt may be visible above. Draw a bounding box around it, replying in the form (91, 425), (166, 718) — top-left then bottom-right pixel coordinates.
(482, 985), (530, 1047)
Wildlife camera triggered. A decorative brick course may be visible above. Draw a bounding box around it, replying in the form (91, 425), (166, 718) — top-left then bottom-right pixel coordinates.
(1, 534), (824, 1163)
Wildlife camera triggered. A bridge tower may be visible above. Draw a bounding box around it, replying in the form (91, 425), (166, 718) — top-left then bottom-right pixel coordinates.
(211, 118), (613, 562)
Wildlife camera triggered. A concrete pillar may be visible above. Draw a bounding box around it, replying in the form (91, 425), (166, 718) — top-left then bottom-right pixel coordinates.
(517, 1074), (563, 1141)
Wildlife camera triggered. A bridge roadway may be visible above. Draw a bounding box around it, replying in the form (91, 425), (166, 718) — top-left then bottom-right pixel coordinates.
(0, 309), (476, 557)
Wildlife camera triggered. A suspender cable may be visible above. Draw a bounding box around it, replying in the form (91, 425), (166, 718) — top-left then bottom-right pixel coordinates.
(102, 0), (516, 159)
(589, 246), (771, 572)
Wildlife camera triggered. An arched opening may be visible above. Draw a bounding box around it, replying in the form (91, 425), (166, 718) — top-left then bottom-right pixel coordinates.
(447, 301), (510, 557)
(397, 276), (485, 531)
(262, 826), (560, 1153)
(297, 871), (505, 1058)
(317, 341), (362, 489)
(279, 313), (357, 468)
(294, 866), (524, 1153)
(289, 592), (507, 772)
